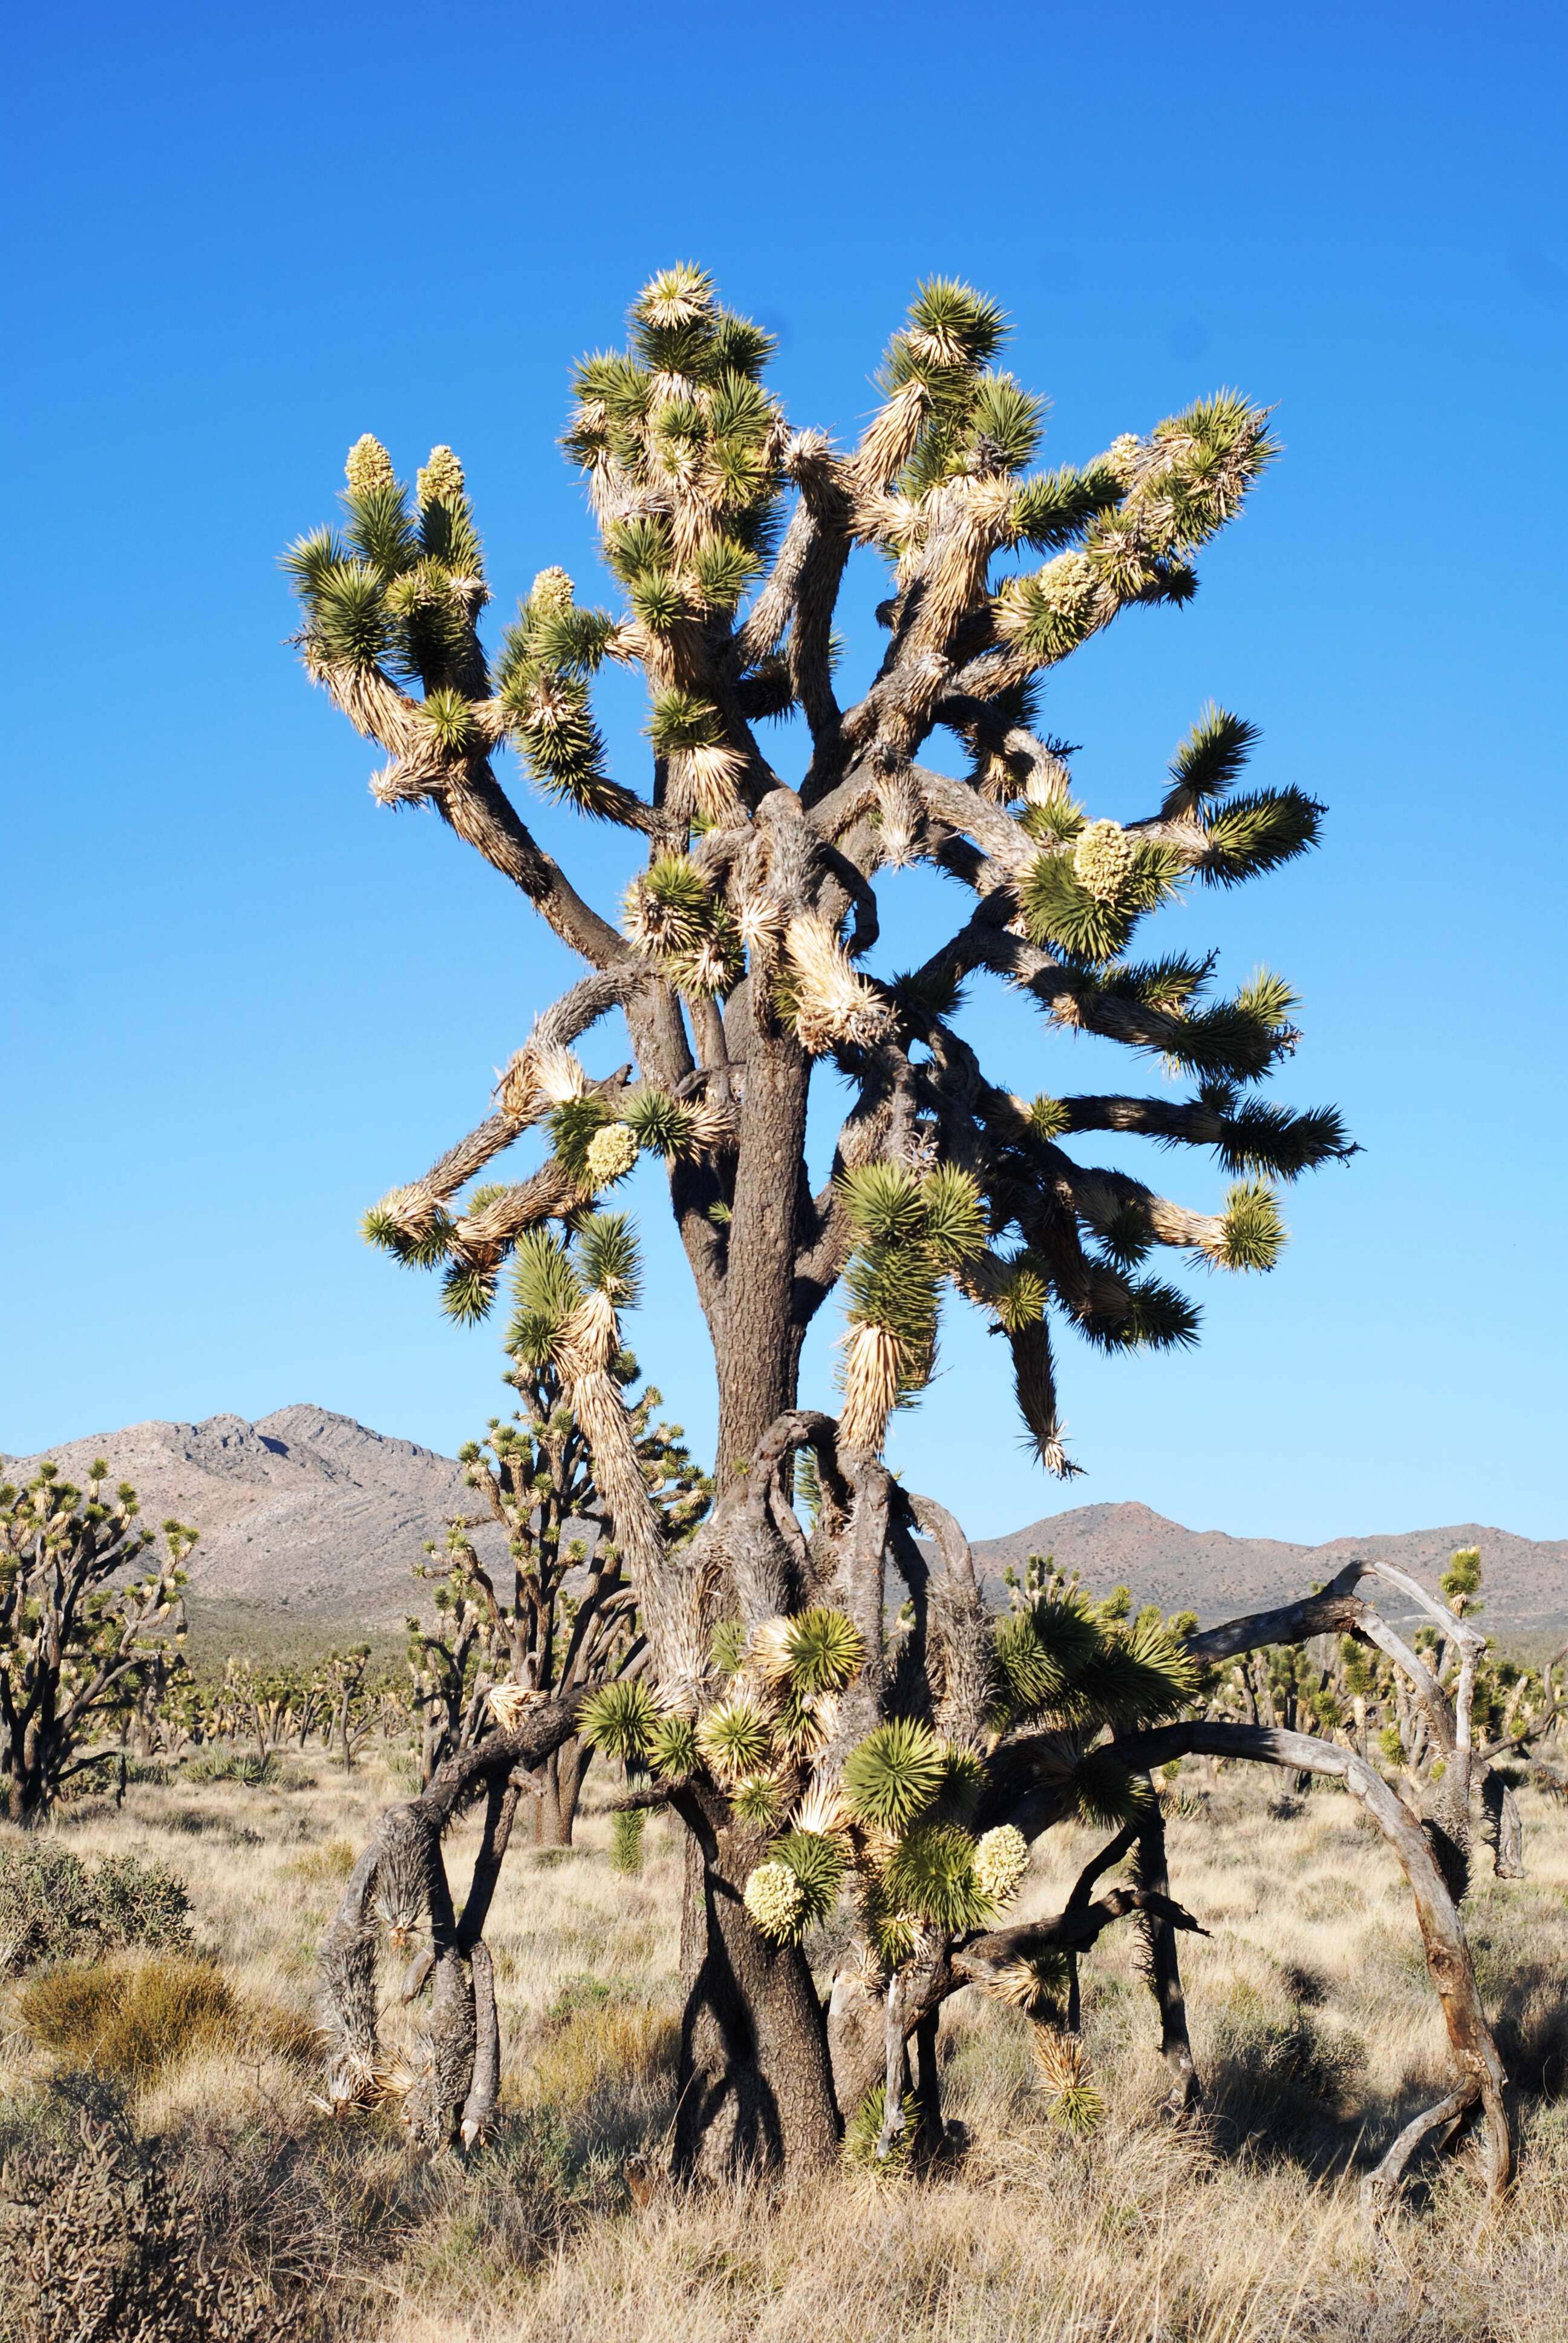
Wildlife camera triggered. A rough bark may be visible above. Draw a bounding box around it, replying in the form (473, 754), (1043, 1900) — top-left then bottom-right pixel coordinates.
(532, 1740), (590, 1847)
(714, 1028), (812, 1490)
(1132, 1800), (1201, 2113)
(671, 1790), (841, 2179)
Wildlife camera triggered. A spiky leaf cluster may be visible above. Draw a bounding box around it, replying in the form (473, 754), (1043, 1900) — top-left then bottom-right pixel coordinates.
(579, 1677), (660, 1761)
(841, 1718), (947, 1832)
(882, 1821), (992, 1932)
(284, 436), (485, 690)
(622, 856), (745, 996)
(995, 1589), (1197, 1732)
(1021, 832), (1187, 966)
(779, 1608), (865, 1694)
(837, 1163), (987, 1418)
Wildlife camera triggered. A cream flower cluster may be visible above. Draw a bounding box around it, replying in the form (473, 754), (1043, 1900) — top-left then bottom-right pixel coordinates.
(743, 1861), (807, 1941)
(345, 433), (395, 496)
(1071, 819), (1136, 903)
(584, 1122), (639, 1188)
(973, 1824), (1030, 1905)
(416, 444), (465, 504)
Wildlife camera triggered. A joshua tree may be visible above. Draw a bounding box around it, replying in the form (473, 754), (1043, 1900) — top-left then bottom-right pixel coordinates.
(0, 1463), (195, 1822)
(221, 1656), (321, 1761)
(293, 267), (1508, 2206)
(1208, 1545), (1567, 1881)
(408, 1335), (710, 1829)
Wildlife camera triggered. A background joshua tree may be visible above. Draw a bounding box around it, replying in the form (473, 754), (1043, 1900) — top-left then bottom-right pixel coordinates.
(292, 267), (1506, 2203)
(0, 1462), (195, 1823)
(407, 1334), (710, 1829)
(1206, 1546), (1568, 1880)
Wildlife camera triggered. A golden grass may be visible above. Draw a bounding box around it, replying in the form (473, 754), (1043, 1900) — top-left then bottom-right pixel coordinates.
(2, 1751), (1566, 2341)
(18, 1949), (317, 2084)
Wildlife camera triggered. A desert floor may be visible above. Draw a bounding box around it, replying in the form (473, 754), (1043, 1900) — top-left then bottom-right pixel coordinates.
(4, 1754), (1567, 2342)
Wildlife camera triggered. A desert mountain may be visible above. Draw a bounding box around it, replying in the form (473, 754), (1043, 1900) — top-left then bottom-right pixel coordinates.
(973, 1504), (1568, 1633)
(5, 1409), (1564, 1636)
(0, 1407), (492, 1628)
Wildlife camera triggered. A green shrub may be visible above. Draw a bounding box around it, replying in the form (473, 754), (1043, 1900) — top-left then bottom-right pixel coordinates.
(0, 1843), (192, 1974)
(841, 2082), (921, 2178)
(185, 1751), (275, 1786)
(21, 1956), (239, 2083)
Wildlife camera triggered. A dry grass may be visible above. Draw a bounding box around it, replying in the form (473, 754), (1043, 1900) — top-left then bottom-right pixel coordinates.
(2, 1754), (1566, 2341)
(19, 1951), (316, 2083)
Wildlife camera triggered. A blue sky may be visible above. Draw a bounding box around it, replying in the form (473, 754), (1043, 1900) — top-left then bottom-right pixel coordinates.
(4, 1), (1564, 1542)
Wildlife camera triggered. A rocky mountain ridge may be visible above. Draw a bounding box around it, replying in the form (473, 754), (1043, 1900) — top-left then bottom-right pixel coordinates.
(5, 1408), (1564, 1633)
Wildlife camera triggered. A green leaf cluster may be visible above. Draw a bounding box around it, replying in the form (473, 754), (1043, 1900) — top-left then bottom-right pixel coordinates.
(874, 278), (1023, 494)
(837, 1162), (987, 1409)
(1021, 837), (1187, 966)
(995, 1590), (1197, 1731)
(580, 1677), (660, 1760)
(623, 856), (744, 997)
(283, 439), (486, 691)
(842, 1718), (947, 1832)
(505, 1214), (642, 1363)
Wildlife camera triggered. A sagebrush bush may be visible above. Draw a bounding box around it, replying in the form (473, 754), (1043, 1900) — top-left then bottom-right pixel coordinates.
(0, 2076), (313, 2343)
(0, 1841), (192, 1974)
(18, 1954), (315, 2084)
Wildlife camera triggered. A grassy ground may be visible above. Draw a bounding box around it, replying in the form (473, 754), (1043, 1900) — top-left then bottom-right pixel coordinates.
(3, 1754), (1567, 2341)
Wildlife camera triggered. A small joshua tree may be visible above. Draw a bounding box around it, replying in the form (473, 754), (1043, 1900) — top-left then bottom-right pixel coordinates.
(295, 268), (1508, 2207)
(1210, 1546), (1568, 1882)
(407, 1326), (710, 1829)
(0, 1463), (195, 1823)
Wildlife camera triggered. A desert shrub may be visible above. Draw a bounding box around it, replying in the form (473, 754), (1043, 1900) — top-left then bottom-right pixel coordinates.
(0, 2077), (317, 2343)
(528, 1973), (678, 2117)
(185, 1752), (276, 1786)
(396, 2108), (619, 2312)
(18, 1954), (315, 2084)
(284, 1838), (357, 1886)
(0, 1843), (192, 1974)
(90, 1853), (194, 1951)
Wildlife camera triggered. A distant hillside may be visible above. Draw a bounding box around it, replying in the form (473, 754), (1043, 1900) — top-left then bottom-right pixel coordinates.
(5, 1409), (1564, 1639)
(973, 1502), (1568, 1633)
(0, 1407), (496, 1630)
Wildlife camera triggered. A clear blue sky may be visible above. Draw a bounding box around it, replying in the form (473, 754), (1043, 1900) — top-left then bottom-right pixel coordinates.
(5, 1), (1564, 1542)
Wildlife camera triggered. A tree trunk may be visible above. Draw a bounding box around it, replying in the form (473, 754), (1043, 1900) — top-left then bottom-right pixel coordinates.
(671, 1794), (840, 2180)
(713, 1031), (811, 1491)
(1134, 1806), (1201, 2112)
(532, 1739), (590, 1847)
(1481, 1765), (1524, 1879)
